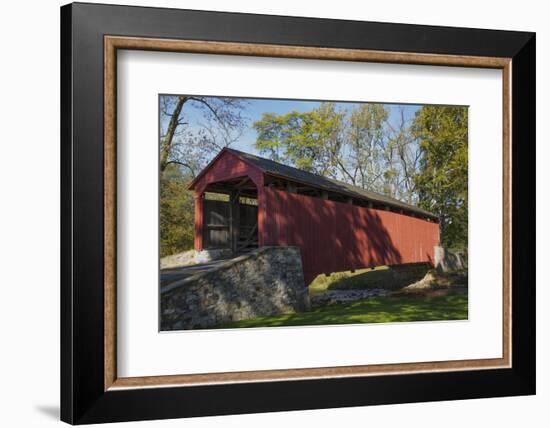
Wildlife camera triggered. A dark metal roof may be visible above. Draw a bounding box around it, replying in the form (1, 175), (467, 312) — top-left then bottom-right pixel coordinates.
(226, 148), (438, 220)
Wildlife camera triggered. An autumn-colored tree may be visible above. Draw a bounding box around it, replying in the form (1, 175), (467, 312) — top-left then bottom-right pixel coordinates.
(159, 164), (195, 256)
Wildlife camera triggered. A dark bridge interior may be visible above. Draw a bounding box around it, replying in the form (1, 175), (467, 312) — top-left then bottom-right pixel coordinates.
(201, 176), (258, 253)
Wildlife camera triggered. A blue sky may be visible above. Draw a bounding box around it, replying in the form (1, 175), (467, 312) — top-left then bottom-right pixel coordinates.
(160, 96), (422, 156)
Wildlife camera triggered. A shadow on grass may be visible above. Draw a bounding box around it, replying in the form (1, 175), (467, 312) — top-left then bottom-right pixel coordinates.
(217, 293), (468, 329)
(330, 263), (430, 291)
(308, 263), (432, 296)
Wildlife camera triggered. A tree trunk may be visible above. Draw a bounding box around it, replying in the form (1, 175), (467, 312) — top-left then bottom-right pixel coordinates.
(160, 96), (187, 172)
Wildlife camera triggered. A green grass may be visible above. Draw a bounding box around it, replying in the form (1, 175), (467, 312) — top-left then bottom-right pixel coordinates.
(308, 266), (388, 296)
(308, 264), (430, 296)
(218, 293), (468, 329)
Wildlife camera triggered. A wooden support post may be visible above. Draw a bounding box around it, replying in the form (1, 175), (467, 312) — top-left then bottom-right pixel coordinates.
(229, 191), (240, 253)
(257, 184), (266, 247)
(194, 192), (204, 251)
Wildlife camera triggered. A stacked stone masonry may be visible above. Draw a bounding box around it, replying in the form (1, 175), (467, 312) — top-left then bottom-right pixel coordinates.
(161, 246), (310, 330)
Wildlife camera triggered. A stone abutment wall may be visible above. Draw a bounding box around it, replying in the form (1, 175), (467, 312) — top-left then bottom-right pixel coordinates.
(434, 246), (468, 272)
(161, 246), (309, 330)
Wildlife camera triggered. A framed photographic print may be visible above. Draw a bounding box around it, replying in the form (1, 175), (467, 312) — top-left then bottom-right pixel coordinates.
(60, 2), (535, 424)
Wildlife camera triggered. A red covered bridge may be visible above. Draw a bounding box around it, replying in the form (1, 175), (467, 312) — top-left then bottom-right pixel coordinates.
(188, 148), (440, 285)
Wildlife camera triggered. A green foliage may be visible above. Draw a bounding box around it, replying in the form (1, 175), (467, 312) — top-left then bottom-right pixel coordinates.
(254, 102), (344, 177)
(204, 192), (229, 201)
(412, 106), (468, 249)
(159, 165), (195, 257)
(217, 293), (468, 328)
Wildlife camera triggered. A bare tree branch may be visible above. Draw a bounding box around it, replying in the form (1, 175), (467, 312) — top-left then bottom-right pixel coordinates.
(165, 160), (197, 177)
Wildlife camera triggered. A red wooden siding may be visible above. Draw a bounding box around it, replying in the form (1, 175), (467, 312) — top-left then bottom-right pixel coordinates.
(263, 188), (440, 285)
(192, 151), (264, 195)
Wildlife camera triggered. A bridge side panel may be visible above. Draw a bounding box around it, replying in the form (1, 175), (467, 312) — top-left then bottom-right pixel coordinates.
(263, 188), (440, 285)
